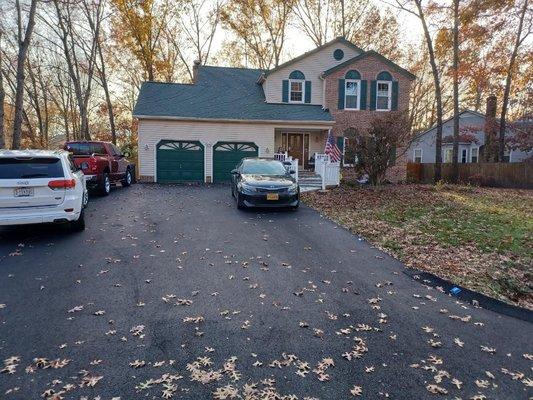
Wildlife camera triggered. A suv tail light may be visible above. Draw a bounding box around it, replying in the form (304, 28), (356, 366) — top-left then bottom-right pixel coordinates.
(48, 179), (76, 190)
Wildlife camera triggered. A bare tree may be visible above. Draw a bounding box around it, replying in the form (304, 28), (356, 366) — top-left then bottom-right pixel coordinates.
(451, 0), (459, 182)
(221, 0), (296, 70)
(166, 0), (221, 81)
(0, 29), (5, 149)
(12, 0), (38, 149)
(46, 0), (103, 140)
(393, 0), (444, 182)
(499, 0), (531, 161)
(293, 0), (334, 46)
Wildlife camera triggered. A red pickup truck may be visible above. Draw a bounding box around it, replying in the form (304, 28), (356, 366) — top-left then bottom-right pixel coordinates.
(64, 141), (135, 196)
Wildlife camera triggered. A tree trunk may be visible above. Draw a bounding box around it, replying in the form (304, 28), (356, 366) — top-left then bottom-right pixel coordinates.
(0, 34), (5, 149)
(499, 0), (529, 162)
(451, 0), (460, 182)
(415, 0), (443, 182)
(12, 0), (38, 149)
(97, 40), (116, 144)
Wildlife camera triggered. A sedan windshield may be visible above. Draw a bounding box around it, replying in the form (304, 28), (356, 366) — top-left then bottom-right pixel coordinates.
(241, 159), (288, 176)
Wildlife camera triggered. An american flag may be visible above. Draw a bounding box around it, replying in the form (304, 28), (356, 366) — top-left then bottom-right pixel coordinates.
(324, 130), (342, 162)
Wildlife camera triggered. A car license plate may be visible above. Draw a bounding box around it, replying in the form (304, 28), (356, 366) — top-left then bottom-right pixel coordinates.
(266, 193), (279, 201)
(14, 187), (34, 197)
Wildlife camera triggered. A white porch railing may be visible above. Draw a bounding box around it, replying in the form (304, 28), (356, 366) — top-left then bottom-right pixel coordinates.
(274, 152), (288, 161)
(275, 152), (298, 181)
(314, 153), (340, 189)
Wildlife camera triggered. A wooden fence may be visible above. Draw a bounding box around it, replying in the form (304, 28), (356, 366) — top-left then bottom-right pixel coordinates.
(406, 162), (533, 189)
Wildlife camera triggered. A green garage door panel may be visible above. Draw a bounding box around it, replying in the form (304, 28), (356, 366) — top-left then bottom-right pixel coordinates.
(213, 142), (258, 182)
(156, 140), (204, 183)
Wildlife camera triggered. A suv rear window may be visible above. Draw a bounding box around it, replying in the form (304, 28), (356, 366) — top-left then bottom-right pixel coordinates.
(0, 158), (64, 179)
(65, 142), (106, 155)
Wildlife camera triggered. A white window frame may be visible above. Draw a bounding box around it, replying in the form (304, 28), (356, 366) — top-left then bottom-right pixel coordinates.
(289, 79), (305, 103)
(470, 147), (479, 163)
(413, 148), (422, 163)
(376, 80), (392, 111)
(460, 148), (468, 164)
(344, 79), (361, 110)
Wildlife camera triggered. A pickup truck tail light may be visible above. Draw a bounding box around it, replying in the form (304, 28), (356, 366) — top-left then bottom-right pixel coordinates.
(90, 158), (98, 172)
(48, 179), (76, 190)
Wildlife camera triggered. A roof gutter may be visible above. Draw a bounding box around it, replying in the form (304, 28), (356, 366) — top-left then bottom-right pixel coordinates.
(133, 115), (335, 126)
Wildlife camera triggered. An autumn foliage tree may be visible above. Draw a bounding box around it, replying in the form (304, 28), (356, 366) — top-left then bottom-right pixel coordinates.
(220, 0), (296, 69)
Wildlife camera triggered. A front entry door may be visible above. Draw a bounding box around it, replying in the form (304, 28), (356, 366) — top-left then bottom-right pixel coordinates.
(288, 134), (303, 166)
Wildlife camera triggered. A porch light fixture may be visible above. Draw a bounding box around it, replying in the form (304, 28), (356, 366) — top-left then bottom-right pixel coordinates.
(265, 147), (270, 154)
(144, 144), (149, 150)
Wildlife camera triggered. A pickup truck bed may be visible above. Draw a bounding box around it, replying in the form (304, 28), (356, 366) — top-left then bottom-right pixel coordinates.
(64, 141), (134, 196)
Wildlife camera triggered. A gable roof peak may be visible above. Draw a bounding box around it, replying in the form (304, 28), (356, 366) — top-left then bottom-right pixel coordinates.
(264, 37), (365, 77)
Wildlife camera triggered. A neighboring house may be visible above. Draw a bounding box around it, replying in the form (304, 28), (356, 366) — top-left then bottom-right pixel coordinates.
(407, 110), (532, 165)
(133, 37), (415, 183)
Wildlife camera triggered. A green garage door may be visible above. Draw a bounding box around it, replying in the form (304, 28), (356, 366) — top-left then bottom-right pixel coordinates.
(156, 140), (204, 183)
(213, 142), (258, 182)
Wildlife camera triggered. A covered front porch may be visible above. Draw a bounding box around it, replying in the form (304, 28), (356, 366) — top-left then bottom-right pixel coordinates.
(272, 128), (341, 190)
(274, 129), (329, 170)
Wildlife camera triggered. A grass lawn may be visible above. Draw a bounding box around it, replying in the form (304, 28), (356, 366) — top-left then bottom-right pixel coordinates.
(302, 183), (533, 309)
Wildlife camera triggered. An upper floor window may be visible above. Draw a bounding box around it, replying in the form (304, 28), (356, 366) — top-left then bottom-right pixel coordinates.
(288, 70), (306, 103)
(375, 71), (393, 111)
(413, 149), (422, 163)
(344, 70), (361, 110)
(345, 80), (360, 110)
(376, 82), (391, 110)
(290, 80), (304, 102)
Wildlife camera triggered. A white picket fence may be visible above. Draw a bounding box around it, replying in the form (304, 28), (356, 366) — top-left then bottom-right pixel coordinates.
(314, 153), (340, 189)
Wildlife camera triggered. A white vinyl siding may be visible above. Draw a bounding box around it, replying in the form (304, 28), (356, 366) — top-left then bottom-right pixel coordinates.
(137, 119), (331, 182)
(264, 42), (361, 105)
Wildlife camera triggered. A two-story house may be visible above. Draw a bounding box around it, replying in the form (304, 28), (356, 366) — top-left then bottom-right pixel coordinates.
(133, 37), (415, 183)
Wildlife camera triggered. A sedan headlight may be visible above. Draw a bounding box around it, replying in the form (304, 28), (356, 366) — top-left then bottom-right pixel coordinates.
(238, 182), (257, 194)
(287, 183), (299, 194)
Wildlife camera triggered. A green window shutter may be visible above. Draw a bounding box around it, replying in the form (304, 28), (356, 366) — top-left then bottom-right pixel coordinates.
(338, 79), (345, 109)
(305, 80), (311, 103)
(336, 136), (344, 151)
(370, 80), (377, 111)
(282, 80), (289, 103)
(391, 81), (399, 110)
(360, 80), (367, 110)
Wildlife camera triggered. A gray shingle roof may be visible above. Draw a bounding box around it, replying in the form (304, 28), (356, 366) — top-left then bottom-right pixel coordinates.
(133, 66), (333, 123)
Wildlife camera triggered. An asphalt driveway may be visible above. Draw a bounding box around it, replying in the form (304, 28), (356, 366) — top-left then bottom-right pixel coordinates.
(0, 184), (531, 399)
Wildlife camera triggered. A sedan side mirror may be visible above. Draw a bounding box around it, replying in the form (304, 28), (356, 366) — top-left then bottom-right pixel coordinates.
(289, 169), (296, 174)
(231, 169), (239, 175)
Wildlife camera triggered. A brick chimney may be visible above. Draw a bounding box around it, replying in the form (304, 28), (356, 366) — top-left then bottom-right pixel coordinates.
(192, 60), (201, 83)
(484, 95), (498, 162)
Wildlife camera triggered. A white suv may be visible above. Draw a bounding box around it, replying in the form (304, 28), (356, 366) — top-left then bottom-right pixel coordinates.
(0, 150), (88, 231)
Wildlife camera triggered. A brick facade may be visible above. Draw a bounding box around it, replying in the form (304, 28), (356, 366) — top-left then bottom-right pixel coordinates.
(324, 54), (413, 182)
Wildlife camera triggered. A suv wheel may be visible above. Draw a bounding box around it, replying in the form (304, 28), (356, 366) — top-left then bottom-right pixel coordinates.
(99, 173), (111, 196)
(122, 168), (132, 187)
(70, 209), (86, 232)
